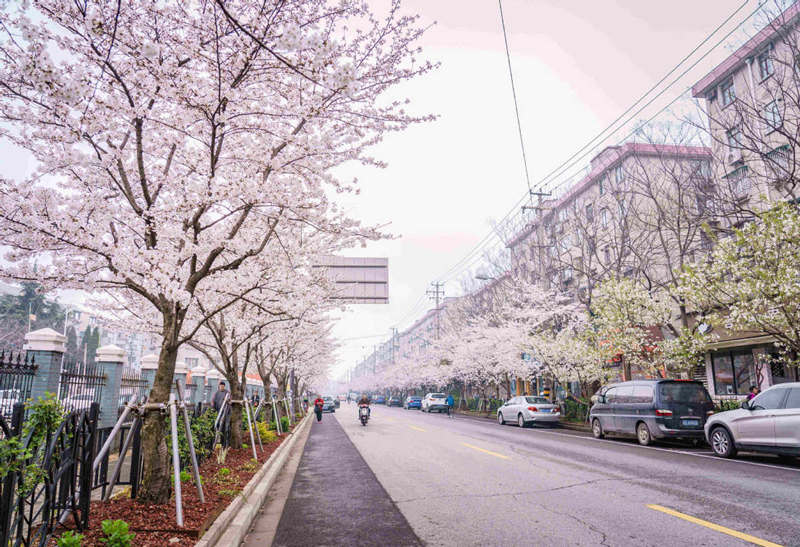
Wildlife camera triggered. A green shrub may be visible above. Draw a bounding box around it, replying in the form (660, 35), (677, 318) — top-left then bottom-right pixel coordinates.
(57, 530), (84, 547)
(180, 470), (192, 483)
(268, 420), (277, 431)
(219, 488), (240, 497)
(242, 442), (249, 450)
(280, 416), (290, 431)
(100, 519), (135, 547)
(259, 427), (278, 444)
(166, 408), (217, 468)
(217, 467), (231, 478)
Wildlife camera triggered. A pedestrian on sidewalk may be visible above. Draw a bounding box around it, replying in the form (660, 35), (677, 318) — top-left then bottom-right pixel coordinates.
(747, 385), (760, 400)
(314, 396), (324, 422)
(213, 381), (228, 412)
(446, 393), (454, 418)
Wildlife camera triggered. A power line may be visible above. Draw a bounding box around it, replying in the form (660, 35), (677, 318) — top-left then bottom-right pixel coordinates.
(498, 0), (533, 204)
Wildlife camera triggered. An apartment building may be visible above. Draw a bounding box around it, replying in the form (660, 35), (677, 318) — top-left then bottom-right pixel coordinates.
(691, 1), (800, 397)
(508, 142), (711, 296)
(692, 1), (800, 219)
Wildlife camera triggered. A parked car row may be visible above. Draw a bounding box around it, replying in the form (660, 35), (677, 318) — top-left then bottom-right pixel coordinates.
(585, 379), (799, 462)
(497, 396), (560, 427)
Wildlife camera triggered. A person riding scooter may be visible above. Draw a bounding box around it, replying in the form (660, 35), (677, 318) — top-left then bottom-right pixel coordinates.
(357, 394), (371, 416)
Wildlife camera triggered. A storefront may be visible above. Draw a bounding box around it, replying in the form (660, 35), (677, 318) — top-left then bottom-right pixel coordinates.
(706, 340), (799, 397)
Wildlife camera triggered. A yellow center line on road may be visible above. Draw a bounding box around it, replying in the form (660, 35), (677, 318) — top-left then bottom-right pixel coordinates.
(461, 442), (510, 460)
(646, 504), (783, 547)
(409, 425), (426, 432)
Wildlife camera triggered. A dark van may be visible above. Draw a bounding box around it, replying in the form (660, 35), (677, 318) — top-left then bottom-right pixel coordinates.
(589, 380), (714, 445)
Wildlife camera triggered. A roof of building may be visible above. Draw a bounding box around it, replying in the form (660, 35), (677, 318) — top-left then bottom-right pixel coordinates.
(506, 142), (710, 248)
(692, 2), (800, 97)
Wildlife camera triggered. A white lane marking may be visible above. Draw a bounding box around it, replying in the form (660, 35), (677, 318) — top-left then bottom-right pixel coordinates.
(525, 428), (800, 473)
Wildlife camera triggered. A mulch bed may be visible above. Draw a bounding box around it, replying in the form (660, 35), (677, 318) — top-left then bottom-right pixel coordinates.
(52, 429), (293, 546)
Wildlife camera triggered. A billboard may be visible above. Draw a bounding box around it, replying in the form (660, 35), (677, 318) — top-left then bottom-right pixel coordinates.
(316, 256), (388, 304)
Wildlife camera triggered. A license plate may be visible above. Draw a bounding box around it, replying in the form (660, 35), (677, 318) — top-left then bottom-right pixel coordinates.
(682, 419), (700, 427)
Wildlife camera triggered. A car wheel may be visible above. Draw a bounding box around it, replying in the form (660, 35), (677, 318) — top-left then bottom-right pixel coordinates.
(710, 426), (737, 458)
(636, 422), (652, 446)
(497, 412), (505, 425)
(592, 418), (604, 439)
(517, 414), (527, 428)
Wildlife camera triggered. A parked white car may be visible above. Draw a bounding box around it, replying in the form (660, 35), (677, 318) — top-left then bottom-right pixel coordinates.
(498, 396), (560, 428)
(421, 393), (448, 413)
(705, 382), (800, 460)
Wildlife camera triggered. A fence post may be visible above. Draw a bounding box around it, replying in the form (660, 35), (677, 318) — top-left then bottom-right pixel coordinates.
(141, 353), (158, 393)
(206, 368), (221, 404)
(190, 365), (206, 406)
(96, 345), (126, 429)
(173, 360), (187, 395)
(24, 327), (66, 403)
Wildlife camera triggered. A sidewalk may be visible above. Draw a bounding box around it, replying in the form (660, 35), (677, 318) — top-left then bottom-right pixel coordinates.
(265, 414), (421, 547)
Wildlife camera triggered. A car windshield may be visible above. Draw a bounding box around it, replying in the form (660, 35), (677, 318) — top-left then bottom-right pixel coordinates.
(430, 393), (446, 399)
(659, 382), (711, 403)
(524, 397), (549, 404)
(409, 397), (421, 400)
(323, 397), (334, 402)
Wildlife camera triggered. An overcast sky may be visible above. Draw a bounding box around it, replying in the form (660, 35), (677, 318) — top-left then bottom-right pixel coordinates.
(329, 0), (764, 378)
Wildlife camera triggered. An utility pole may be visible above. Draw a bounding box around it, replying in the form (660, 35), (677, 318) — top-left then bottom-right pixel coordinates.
(426, 282), (445, 340)
(391, 327), (398, 364)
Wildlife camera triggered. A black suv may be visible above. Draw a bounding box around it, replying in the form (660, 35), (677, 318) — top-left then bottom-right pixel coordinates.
(590, 380), (714, 445)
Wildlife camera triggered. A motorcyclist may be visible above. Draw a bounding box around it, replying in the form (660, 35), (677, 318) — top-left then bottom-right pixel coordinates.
(357, 393), (371, 417)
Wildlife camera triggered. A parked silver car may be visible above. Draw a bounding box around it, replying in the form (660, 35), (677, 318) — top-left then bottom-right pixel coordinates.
(498, 396), (560, 428)
(705, 382), (800, 460)
(421, 393), (448, 413)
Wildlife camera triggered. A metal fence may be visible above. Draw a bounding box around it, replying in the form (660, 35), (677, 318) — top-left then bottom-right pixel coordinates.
(0, 402), (98, 547)
(119, 367), (149, 415)
(58, 361), (106, 415)
(0, 351), (36, 419)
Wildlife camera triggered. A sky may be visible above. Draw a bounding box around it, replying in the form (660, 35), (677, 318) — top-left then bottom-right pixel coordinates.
(328, 0), (767, 378)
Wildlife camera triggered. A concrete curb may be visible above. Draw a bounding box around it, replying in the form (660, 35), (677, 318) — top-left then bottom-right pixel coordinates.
(558, 420), (591, 433)
(195, 414), (312, 547)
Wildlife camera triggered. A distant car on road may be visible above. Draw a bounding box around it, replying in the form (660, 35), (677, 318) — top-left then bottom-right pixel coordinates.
(322, 396), (336, 413)
(404, 396), (422, 410)
(421, 393), (448, 413)
(705, 382), (800, 460)
(590, 380), (714, 445)
(497, 396), (560, 428)
(374, 395), (386, 404)
(387, 396), (402, 407)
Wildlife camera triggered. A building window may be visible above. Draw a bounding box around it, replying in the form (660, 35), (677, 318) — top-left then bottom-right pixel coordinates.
(558, 208), (568, 223)
(724, 165), (751, 198)
(757, 50), (774, 80)
(766, 144), (790, 174)
(600, 208), (609, 227)
(585, 203), (594, 222)
(603, 246), (610, 263)
(720, 79), (735, 106)
(598, 178), (604, 196)
(763, 100), (782, 131)
(711, 350), (756, 396)
(726, 126), (741, 149)
(614, 165), (624, 184)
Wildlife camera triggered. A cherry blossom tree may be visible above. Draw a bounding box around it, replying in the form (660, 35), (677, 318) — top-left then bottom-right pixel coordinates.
(679, 202), (800, 369)
(0, 0), (433, 502)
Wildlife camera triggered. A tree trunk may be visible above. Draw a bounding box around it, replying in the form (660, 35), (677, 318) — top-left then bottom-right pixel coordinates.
(228, 371), (243, 449)
(138, 313), (180, 504)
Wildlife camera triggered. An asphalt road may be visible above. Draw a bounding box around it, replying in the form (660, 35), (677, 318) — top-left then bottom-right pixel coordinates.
(334, 403), (800, 547)
(271, 412), (420, 547)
